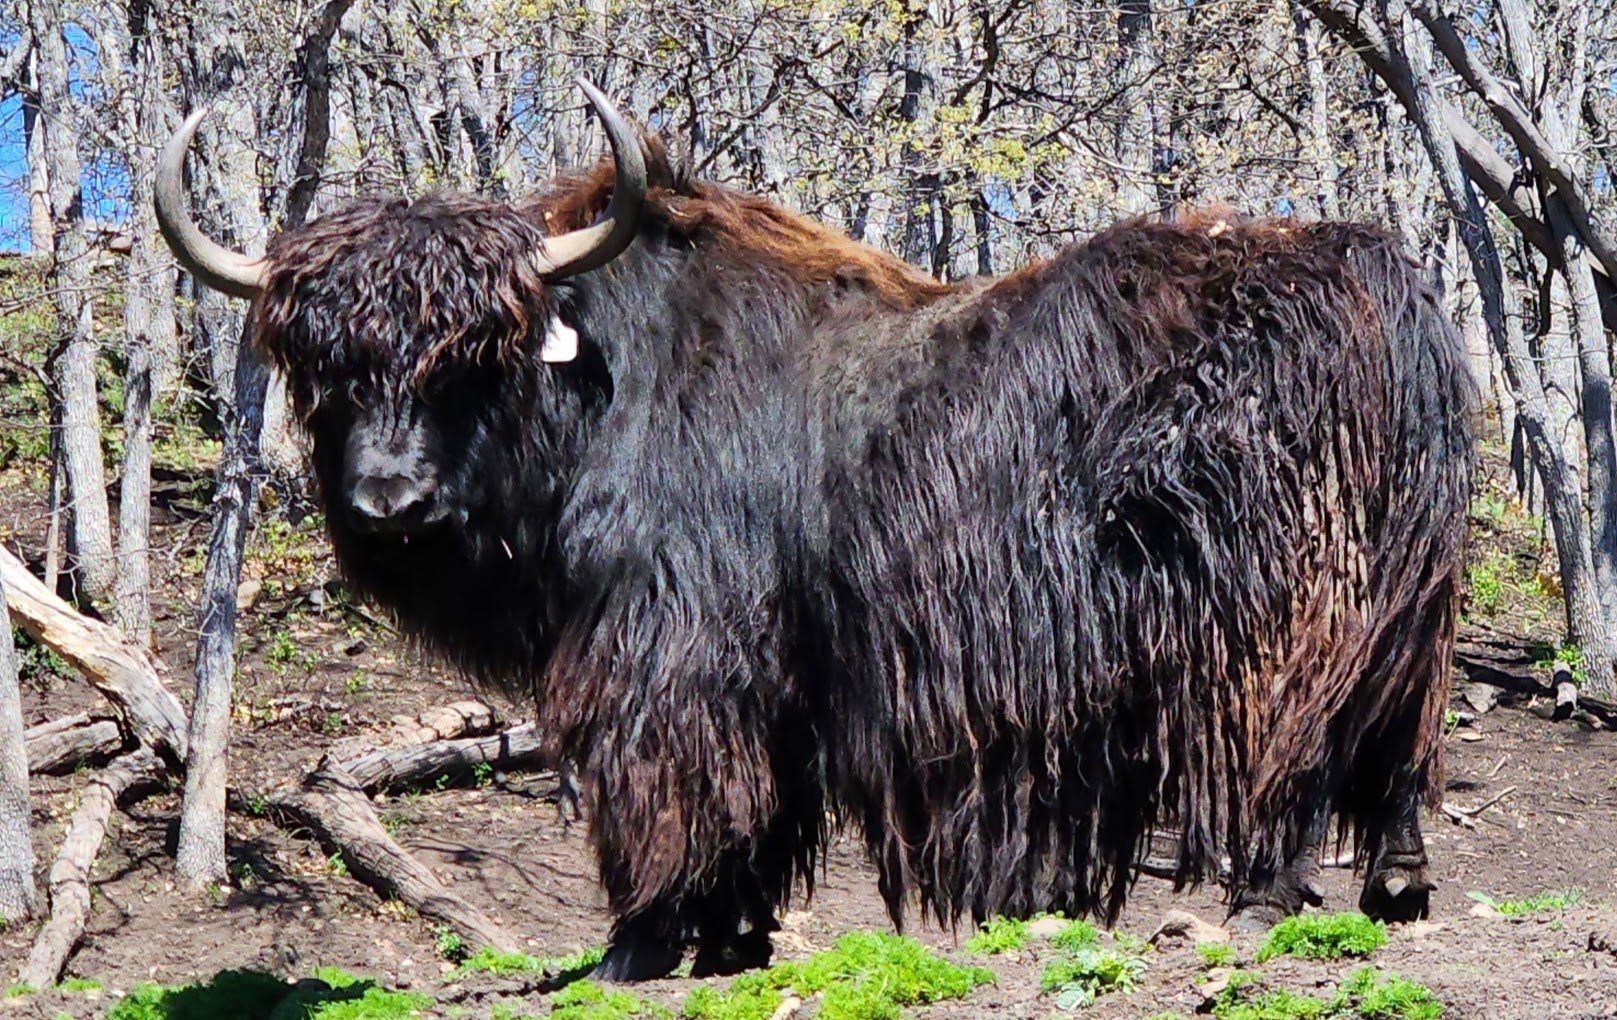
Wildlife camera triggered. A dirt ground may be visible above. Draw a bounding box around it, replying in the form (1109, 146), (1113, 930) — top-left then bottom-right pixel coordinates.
(2, 463), (1616, 1020)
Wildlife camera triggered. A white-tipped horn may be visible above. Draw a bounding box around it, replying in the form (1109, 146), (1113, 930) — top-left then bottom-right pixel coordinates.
(154, 108), (269, 299)
(530, 80), (648, 280)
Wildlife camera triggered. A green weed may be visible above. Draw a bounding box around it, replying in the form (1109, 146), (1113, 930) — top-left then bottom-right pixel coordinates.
(58, 977), (102, 993)
(452, 945), (604, 980)
(1210, 966), (1441, 1020)
(678, 932), (991, 1020)
(1039, 946), (1145, 1010)
(1255, 913), (1386, 963)
(964, 915), (1030, 954)
(1467, 889), (1582, 916)
(1196, 942), (1236, 967)
(551, 980), (672, 1020)
(435, 926), (466, 962)
(1049, 919), (1100, 952)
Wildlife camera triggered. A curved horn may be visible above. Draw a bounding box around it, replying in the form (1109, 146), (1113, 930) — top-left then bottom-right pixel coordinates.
(531, 79), (648, 280)
(154, 108), (269, 299)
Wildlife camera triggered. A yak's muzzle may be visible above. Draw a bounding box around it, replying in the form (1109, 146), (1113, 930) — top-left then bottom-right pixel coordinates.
(347, 470), (444, 534)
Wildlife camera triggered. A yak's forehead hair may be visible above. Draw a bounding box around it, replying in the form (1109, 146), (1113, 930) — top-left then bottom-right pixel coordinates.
(255, 191), (552, 389)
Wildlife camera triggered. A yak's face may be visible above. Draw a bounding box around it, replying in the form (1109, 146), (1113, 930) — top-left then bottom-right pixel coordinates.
(255, 193), (568, 544)
(320, 361), (466, 538)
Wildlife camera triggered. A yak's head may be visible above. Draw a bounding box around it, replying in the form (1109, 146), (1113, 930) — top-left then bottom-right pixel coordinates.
(154, 82), (644, 543)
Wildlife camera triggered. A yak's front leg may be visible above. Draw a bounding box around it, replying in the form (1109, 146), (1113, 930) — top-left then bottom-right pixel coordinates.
(690, 856), (780, 978)
(1227, 810), (1329, 932)
(1358, 777), (1433, 922)
(592, 908), (687, 983)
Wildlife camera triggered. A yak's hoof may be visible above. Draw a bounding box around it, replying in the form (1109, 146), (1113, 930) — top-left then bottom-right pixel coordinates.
(1226, 901), (1290, 934)
(691, 930), (774, 978)
(1293, 860), (1327, 909)
(592, 937), (684, 983)
(1360, 865), (1433, 923)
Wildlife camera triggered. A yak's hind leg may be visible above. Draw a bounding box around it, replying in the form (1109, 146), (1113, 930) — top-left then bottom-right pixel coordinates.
(1227, 808), (1329, 932)
(1358, 774), (1433, 922)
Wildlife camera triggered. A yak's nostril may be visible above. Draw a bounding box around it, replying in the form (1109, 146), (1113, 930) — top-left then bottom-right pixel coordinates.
(348, 474), (439, 530)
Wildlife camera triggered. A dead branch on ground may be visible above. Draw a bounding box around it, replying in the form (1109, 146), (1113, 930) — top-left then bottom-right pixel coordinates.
(26, 714), (125, 774)
(259, 766), (520, 955)
(1, 548), (188, 761)
(19, 748), (165, 989)
(337, 722), (548, 794)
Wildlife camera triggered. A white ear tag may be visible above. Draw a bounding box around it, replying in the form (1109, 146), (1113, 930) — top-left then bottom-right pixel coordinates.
(541, 316), (580, 363)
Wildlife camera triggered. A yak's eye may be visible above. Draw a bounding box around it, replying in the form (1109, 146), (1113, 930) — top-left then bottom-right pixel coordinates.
(345, 377), (369, 407)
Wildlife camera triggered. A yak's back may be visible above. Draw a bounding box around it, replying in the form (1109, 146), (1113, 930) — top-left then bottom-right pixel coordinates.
(814, 210), (1473, 927)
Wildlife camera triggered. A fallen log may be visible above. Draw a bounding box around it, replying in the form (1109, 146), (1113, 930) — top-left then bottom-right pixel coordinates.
(19, 747), (165, 988)
(25, 715), (125, 774)
(1, 549), (188, 761)
(336, 723), (548, 794)
(263, 767), (519, 955)
(387, 700), (499, 745)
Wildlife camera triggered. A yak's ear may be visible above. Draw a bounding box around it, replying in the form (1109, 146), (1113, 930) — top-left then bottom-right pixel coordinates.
(541, 314), (580, 363)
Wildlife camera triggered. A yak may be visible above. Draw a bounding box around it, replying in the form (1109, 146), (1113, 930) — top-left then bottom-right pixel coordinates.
(155, 82), (1473, 981)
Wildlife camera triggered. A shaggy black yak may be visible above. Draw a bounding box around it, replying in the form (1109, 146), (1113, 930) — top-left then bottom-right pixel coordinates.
(156, 81), (1473, 981)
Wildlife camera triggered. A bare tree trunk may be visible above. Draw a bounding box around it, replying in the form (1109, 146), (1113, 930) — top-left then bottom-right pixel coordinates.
(1549, 193), (1617, 699)
(174, 349), (266, 888)
(115, 330), (154, 646)
(30, 0), (115, 603)
(114, 4), (177, 647)
(22, 54), (53, 254)
(1293, 0), (1341, 218)
(971, 186), (993, 277)
(897, 2), (939, 268)
(1113, 0), (1166, 215)
(174, 0), (355, 886)
(0, 572), (38, 923)
(1378, 0), (1615, 696)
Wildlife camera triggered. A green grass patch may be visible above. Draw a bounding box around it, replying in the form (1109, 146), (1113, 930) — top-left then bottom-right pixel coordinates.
(1463, 556), (1510, 615)
(1255, 913), (1386, 963)
(4, 984), (35, 999)
(551, 980), (672, 1019)
(964, 915), (1030, 954)
(678, 932), (992, 1020)
(1039, 946), (1146, 1010)
(1467, 888), (1583, 916)
(1196, 942), (1236, 967)
(454, 944), (604, 982)
(1339, 967), (1443, 1020)
(1049, 918), (1100, 952)
(455, 947), (550, 976)
(105, 970), (290, 1020)
(58, 977), (102, 992)
(1209, 967), (1441, 1020)
(682, 980), (783, 1020)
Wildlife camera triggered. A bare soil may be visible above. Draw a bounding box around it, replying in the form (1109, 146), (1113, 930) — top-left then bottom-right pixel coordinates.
(2, 462), (1615, 1020)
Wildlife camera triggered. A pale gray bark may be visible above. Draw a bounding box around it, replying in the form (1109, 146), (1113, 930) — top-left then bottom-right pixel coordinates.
(1379, 1), (1614, 698)
(174, 0), (355, 888)
(1293, 1), (1340, 219)
(0, 572), (38, 923)
(113, 2), (178, 646)
(30, 0), (116, 602)
(1113, 0), (1165, 216)
(23, 61), (54, 254)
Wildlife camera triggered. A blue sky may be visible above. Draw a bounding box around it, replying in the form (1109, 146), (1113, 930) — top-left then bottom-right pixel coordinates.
(0, 24), (122, 254)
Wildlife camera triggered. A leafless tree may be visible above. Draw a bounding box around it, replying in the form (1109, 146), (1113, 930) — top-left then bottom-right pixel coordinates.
(0, 571), (38, 924)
